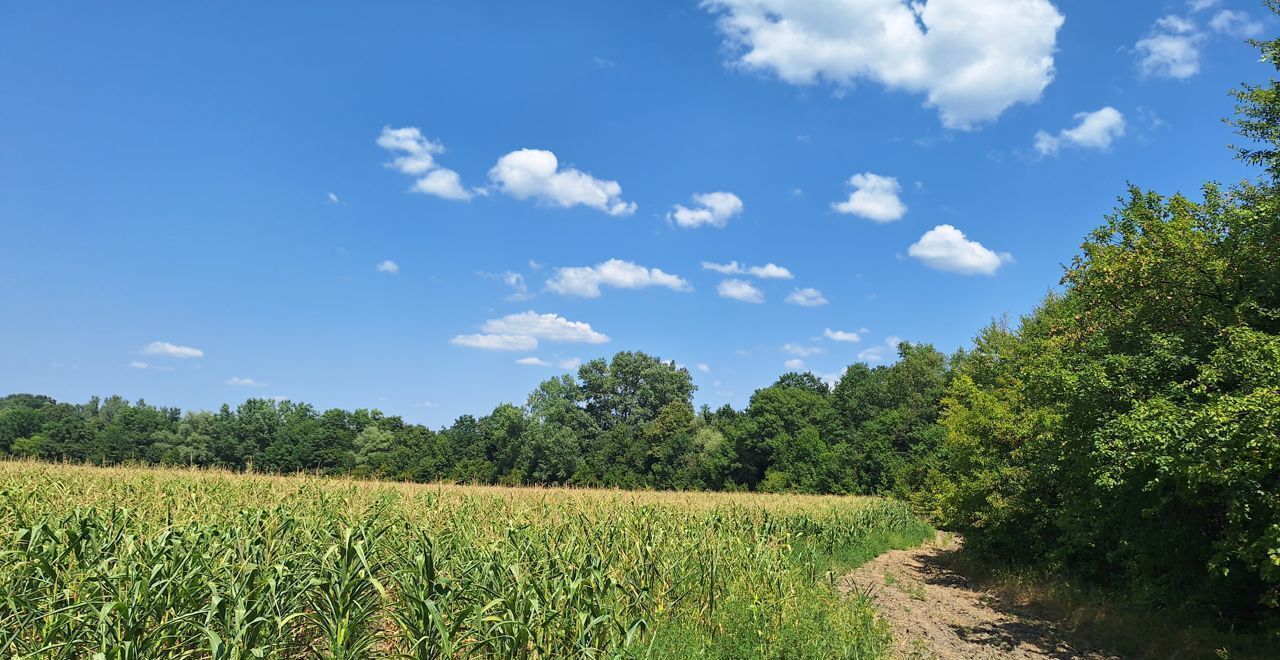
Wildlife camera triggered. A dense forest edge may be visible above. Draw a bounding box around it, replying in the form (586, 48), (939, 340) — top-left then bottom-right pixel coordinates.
(3, 1), (1279, 647)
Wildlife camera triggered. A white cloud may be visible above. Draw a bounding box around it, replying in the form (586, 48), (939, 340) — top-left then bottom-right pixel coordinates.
(748, 263), (793, 279)
(696, 362), (711, 373)
(482, 311), (610, 344)
(142, 341), (204, 359)
(451, 310), (609, 352)
(377, 126), (477, 201)
(451, 334), (540, 351)
(480, 271), (533, 301)
(908, 225), (1011, 275)
(378, 126), (439, 174)
(504, 273), (530, 300)
(1134, 8), (1262, 79)
(376, 259), (400, 274)
(226, 377), (266, 387)
(504, 272), (534, 300)
(489, 149), (636, 216)
(1033, 132), (1058, 156)
(1158, 14), (1198, 33)
(833, 173), (907, 222)
(516, 356), (551, 366)
(326, 192), (341, 204)
(783, 343), (825, 357)
(857, 346), (887, 362)
(1209, 10), (1263, 38)
(703, 0), (1065, 129)
(128, 360), (172, 370)
(784, 358), (806, 370)
(668, 191), (744, 228)
(702, 260), (745, 274)
(411, 169), (475, 201)
(546, 259), (692, 297)
(137, 363), (174, 372)
(823, 328), (862, 342)
(559, 357), (582, 370)
(1034, 107), (1126, 156)
(717, 278), (765, 303)
(858, 336), (904, 363)
(702, 261), (793, 279)
(1136, 15), (1205, 79)
(785, 287), (828, 307)
(416, 400), (440, 408)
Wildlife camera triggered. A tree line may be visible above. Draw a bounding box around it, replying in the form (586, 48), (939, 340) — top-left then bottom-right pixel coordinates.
(0, 340), (949, 497)
(930, 11), (1280, 625)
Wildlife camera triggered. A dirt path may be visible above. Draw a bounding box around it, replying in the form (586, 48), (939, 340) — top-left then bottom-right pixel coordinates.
(842, 534), (1120, 659)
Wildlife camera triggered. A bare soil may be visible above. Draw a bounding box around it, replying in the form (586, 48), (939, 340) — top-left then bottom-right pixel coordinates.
(842, 533), (1121, 659)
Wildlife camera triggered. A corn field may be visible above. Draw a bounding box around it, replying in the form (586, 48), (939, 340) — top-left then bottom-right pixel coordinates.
(0, 462), (932, 658)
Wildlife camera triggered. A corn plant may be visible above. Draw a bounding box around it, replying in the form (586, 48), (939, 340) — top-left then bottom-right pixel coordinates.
(0, 461), (932, 659)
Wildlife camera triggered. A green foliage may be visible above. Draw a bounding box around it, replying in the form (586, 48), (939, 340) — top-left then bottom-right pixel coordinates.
(1229, 1), (1280, 180)
(938, 17), (1280, 625)
(0, 406), (42, 454)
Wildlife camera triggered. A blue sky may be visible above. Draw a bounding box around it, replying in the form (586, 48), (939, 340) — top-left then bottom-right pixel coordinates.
(1, 1), (1273, 425)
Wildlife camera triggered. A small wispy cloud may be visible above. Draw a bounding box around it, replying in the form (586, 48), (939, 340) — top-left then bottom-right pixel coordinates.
(479, 271), (533, 301)
(857, 336), (904, 363)
(1209, 9), (1263, 38)
(785, 288), (828, 307)
(701, 261), (794, 280)
(717, 279), (764, 303)
(142, 341), (204, 359)
(823, 328), (862, 342)
(783, 343), (825, 357)
(701, 261), (744, 275)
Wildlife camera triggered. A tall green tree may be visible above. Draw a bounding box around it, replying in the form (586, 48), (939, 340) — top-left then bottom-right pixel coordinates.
(940, 7), (1280, 617)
